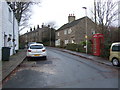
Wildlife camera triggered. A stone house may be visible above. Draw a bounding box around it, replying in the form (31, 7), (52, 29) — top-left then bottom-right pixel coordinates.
(0, 1), (19, 61)
(55, 15), (96, 46)
(20, 24), (55, 47)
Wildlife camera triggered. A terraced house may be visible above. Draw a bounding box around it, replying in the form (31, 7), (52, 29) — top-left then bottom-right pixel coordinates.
(55, 14), (96, 46)
(0, 1), (19, 61)
(20, 24), (55, 47)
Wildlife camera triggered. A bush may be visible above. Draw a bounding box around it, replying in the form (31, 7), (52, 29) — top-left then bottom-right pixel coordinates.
(65, 42), (92, 54)
(65, 44), (85, 53)
(100, 44), (111, 58)
(58, 41), (110, 59)
(66, 43), (77, 51)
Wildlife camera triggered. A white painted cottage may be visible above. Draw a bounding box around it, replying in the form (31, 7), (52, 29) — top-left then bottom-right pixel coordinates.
(0, 1), (19, 61)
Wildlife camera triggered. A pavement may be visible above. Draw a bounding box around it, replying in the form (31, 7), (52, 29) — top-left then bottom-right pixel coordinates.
(1, 47), (115, 83)
(53, 47), (113, 66)
(1, 49), (26, 82)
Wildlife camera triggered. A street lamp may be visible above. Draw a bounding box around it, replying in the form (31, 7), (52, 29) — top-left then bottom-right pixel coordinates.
(82, 7), (88, 54)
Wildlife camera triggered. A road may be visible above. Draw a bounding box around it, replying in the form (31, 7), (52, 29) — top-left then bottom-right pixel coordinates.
(3, 47), (119, 88)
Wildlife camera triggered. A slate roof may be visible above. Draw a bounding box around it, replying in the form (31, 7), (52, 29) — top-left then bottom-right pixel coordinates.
(57, 16), (87, 31)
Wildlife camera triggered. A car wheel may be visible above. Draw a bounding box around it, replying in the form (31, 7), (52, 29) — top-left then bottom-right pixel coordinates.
(112, 58), (120, 66)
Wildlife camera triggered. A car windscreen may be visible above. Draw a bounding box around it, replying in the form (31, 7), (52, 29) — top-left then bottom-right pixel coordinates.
(30, 45), (43, 49)
(112, 44), (120, 51)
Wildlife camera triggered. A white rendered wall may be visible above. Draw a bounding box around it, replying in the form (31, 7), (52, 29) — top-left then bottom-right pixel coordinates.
(0, 1), (19, 60)
(0, 1), (2, 61)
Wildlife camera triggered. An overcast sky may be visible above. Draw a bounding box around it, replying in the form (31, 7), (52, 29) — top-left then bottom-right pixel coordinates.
(20, 0), (118, 34)
(20, 0), (95, 34)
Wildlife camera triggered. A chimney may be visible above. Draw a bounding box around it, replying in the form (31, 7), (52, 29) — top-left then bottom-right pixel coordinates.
(68, 14), (75, 23)
(30, 27), (32, 32)
(37, 25), (40, 29)
(41, 23), (44, 28)
(34, 26), (36, 30)
(48, 25), (50, 28)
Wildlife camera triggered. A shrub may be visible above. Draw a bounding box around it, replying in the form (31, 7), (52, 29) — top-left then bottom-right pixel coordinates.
(100, 44), (111, 58)
(58, 41), (110, 59)
(66, 43), (77, 51)
(65, 42), (92, 54)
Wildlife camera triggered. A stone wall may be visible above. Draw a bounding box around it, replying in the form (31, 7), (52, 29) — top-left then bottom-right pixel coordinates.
(56, 17), (96, 46)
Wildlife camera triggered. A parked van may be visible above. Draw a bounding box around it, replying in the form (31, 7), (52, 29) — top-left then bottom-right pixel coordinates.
(109, 42), (120, 66)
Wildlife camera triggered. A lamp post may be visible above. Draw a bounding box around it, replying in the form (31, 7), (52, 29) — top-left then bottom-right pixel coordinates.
(82, 7), (88, 54)
(50, 29), (51, 46)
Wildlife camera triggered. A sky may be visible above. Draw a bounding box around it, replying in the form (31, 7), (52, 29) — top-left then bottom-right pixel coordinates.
(20, 0), (118, 35)
(20, 0), (95, 34)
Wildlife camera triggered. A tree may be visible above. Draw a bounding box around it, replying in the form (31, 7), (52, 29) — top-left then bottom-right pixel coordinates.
(6, 1), (40, 31)
(93, 0), (119, 34)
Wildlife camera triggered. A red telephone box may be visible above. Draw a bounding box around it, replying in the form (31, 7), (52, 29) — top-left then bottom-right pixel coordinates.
(92, 33), (104, 56)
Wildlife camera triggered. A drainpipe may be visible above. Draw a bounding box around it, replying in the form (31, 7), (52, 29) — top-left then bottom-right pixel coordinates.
(12, 3), (15, 54)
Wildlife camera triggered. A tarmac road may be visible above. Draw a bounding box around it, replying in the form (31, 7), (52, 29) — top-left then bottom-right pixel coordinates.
(2, 47), (119, 88)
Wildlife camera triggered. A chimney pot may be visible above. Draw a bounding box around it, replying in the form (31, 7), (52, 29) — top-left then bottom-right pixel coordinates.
(34, 26), (35, 30)
(42, 23), (44, 28)
(30, 27), (32, 31)
(68, 14), (75, 23)
(37, 25), (40, 29)
(48, 25), (50, 28)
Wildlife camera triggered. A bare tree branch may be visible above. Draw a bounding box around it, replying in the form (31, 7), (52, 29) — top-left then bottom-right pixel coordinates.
(6, 1), (41, 31)
(93, 0), (118, 34)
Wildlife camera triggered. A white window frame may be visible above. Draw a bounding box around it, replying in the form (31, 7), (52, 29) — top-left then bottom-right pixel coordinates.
(65, 40), (69, 45)
(68, 28), (72, 34)
(71, 40), (75, 43)
(64, 30), (67, 35)
(55, 39), (60, 46)
(57, 32), (60, 36)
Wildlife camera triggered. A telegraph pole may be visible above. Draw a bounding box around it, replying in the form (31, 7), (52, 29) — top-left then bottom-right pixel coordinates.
(94, 0), (97, 32)
(50, 29), (52, 46)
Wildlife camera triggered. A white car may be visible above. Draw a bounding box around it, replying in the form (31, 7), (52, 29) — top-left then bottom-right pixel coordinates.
(27, 43), (47, 60)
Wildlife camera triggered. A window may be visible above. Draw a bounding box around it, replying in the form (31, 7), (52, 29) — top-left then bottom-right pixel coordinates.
(30, 45), (43, 49)
(64, 30), (67, 35)
(112, 45), (120, 51)
(92, 31), (95, 34)
(68, 28), (72, 34)
(57, 32), (60, 36)
(56, 39), (60, 46)
(8, 8), (12, 22)
(65, 40), (69, 45)
(71, 40), (75, 43)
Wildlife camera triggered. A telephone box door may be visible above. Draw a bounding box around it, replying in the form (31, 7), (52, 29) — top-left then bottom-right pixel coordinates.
(92, 34), (104, 56)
